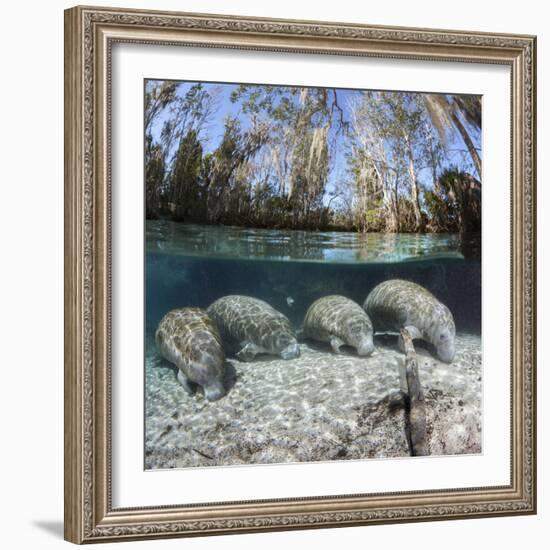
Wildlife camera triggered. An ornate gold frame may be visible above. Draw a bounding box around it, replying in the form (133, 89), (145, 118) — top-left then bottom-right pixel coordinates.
(64, 5), (537, 544)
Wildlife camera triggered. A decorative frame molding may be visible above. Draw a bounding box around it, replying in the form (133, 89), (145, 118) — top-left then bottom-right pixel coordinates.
(64, 5), (536, 544)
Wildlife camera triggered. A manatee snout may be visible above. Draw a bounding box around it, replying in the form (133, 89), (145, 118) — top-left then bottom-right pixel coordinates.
(356, 336), (375, 357)
(203, 380), (227, 402)
(346, 322), (374, 356)
(280, 341), (301, 360)
(436, 341), (456, 363)
(434, 326), (456, 363)
(195, 352), (226, 401)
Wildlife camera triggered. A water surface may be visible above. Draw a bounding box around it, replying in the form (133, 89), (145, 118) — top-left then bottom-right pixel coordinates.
(145, 221), (481, 334)
(146, 221), (480, 264)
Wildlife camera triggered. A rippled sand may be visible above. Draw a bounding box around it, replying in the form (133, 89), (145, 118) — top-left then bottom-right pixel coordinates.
(145, 333), (481, 469)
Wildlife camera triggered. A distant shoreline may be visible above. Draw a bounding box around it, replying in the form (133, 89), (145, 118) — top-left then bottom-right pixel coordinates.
(145, 217), (481, 236)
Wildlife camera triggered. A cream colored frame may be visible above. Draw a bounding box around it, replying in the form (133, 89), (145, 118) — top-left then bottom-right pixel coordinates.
(64, 5), (537, 544)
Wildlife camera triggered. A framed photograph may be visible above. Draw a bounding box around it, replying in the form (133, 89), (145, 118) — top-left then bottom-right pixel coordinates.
(64, 5), (537, 544)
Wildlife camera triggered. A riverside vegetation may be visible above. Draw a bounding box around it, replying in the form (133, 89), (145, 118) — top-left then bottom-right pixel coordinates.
(145, 81), (481, 234)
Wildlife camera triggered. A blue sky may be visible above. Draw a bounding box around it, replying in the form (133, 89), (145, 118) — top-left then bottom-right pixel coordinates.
(146, 79), (481, 201)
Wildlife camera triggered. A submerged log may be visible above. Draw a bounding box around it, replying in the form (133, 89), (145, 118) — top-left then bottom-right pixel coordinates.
(400, 328), (429, 456)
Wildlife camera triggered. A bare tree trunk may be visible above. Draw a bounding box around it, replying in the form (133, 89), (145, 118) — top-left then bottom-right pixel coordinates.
(449, 109), (482, 178)
(393, 174), (400, 231)
(426, 125), (439, 190)
(381, 170), (397, 232)
(405, 139), (422, 230)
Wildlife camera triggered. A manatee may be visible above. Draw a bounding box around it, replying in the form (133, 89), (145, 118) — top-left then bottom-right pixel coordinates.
(303, 295), (375, 356)
(363, 279), (456, 363)
(155, 308), (226, 401)
(207, 295), (300, 361)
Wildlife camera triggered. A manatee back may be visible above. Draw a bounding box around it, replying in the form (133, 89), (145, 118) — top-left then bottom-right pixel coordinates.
(155, 308), (224, 371)
(304, 295), (371, 340)
(364, 279), (439, 332)
(207, 295), (296, 353)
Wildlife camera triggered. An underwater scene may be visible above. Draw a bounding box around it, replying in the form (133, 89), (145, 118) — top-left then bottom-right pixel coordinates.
(145, 223), (481, 468)
(144, 79), (482, 469)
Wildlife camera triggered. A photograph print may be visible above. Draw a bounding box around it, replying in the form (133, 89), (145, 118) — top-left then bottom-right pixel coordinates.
(144, 79), (482, 470)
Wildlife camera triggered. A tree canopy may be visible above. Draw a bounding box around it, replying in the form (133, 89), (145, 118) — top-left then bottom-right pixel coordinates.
(144, 79), (481, 233)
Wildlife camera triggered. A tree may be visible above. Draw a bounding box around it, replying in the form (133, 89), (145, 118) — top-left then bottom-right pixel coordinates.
(382, 93), (425, 230)
(348, 93), (396, 232)
(160, 83), (221, 166)
(144, 80), (481, 233)
(203, 117), (269, 223)
(145, 135), (165, 219)
(424, 94), (482, 178)
(425, 168), (481, 232)
(145, 82), (177, 218)
(145, 81), (177, 134)
(167, 130), (203, 221)
(230, 85), (335, 228)
(287, 89), (331, 227)
(144, 81), (221, 218)
(348, 91), (431, 231)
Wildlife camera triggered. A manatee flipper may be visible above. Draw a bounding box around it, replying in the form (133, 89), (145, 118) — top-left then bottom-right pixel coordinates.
(398, 325), (422, 352)
(330, 335), (345, 354)
(236, 341), (262, 362)
(177, 369), (195, 395)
